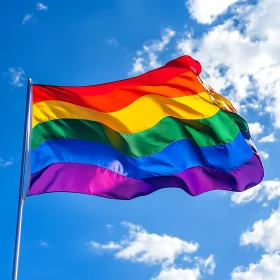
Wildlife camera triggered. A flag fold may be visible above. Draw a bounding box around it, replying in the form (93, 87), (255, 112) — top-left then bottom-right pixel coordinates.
(29, 56), (264, 199)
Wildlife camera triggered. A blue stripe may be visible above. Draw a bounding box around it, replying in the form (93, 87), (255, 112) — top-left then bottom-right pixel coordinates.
(31, 133), (253, 179)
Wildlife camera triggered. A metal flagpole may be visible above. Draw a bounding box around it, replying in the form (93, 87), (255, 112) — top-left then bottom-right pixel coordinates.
(12, 78), (32, 280)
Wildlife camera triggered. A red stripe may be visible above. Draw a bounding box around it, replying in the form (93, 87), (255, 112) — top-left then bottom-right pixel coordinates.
(32, 56), (204, 112)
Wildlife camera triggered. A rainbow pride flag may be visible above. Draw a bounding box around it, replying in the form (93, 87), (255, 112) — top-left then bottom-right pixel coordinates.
(28, 56), (264, 199)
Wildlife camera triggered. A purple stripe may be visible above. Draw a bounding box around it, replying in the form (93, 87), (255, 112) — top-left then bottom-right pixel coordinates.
(28, 154), (263, 200)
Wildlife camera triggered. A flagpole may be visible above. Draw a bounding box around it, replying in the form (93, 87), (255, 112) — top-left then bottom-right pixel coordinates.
(12, 77), (32, 280)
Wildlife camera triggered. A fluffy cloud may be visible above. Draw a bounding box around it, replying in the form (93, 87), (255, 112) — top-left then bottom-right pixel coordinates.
(152, 255), (215, 280)
(232, 207), (280, 279)
(240, 208), (280, 252)
(248, 122), (264, 138)
(258, 151), (269, 160)
(258, 133), (276, 143)
(178, 0), (280, 127)
(130, 28), (175, 75)
(8, 68), (25, 87)
(232, 253), (280, 280)
(117, 222), (198, 265)
(152, 266), (201, 280)
(231, 179), (280, 205)
(90, 222), (198, 265)
(186, 0), (241, 24)
(89, 222), (215, 279)
(195, 254), (216, 275)
(153, 254), (215, 280)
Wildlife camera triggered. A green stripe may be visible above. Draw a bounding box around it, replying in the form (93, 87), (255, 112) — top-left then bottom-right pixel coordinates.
(227, 112), (249, 132)
(31, 110), (245, 157)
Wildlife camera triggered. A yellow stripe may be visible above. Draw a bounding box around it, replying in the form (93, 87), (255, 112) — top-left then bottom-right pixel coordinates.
(32, 91), (220, 134)
(209, 91), (237, 112)
(197, 77), (236, 112)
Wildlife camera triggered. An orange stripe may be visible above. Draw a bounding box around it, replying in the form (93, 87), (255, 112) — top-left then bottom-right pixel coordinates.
(32, 92), (219, 133)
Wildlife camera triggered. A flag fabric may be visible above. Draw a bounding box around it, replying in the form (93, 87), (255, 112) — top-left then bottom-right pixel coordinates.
(28, 55), (264, 199)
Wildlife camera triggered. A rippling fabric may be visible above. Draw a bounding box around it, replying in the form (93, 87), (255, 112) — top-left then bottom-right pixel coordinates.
(29, 55), (264, 199)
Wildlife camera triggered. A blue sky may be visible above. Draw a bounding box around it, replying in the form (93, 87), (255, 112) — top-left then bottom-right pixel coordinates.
(1, 0), (280, 279)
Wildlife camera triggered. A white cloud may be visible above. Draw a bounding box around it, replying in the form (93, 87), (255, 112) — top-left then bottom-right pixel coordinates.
(232, 253), (280, 280)
(231, 179), (280, 205)
(9, 68), (25, 87)
(152, 255), (215, 280)
(38, 240), (49, 248)
(248, 122), (264, 138)
(131, 58), (145, 75)
(177, 0), (280, 128)
(231, 187), (261, 205)
(89, 241), (121, 250)
(240, 208), (280, 252)
(106, 37), (119, 46)
(117, 222), (198, 265)
(22, 14), (34, 24)
(36, 2), (48, 11)
(130, 28), (176, 75)
(89, 222), (215, 279)
(152, 266), (201, 280)
(259, 133), (276, 143)
(100, 222), (198, 265)
(0, 157), (15, 167)
(258, 151), (269, 160)
(195, 254), (216, 275)
(186, 0), (241, 24)
(232, 207), (280, 279)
